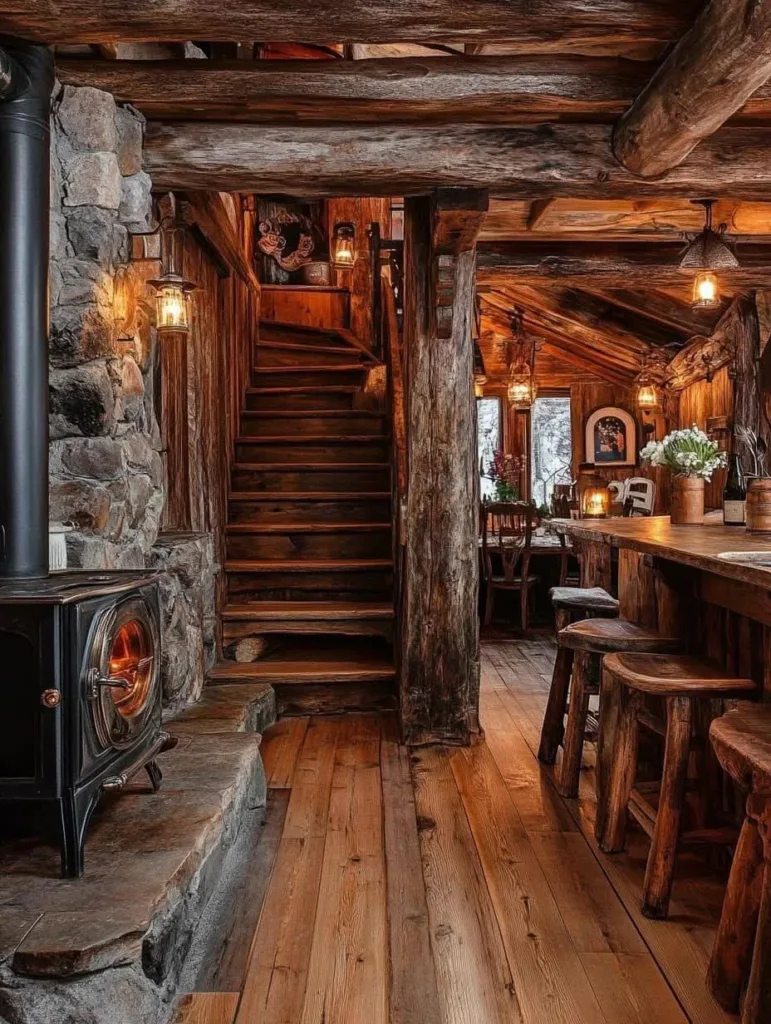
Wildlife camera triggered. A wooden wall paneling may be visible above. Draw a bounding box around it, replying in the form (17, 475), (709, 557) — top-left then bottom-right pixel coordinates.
(159, 328), (191, 531)
(677, 365), (734, 510)
(260, 285), (350, 331)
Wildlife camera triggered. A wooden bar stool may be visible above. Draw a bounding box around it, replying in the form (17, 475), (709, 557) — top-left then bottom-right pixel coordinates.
(709, 704), (771, 1024)
(538, 586), (619, 767)
(554, 618), (680, 799)
(597, 653), (756, 920)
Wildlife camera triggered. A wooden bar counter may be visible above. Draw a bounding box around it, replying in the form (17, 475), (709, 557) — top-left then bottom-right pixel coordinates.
(553, 514), (771, 696)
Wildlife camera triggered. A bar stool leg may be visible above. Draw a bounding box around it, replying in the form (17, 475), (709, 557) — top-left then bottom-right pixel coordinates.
(594, 662), (618, 846)
(597, 683), (642, 853)
(742, 802), (771, 1024)
(558, 650), (592, 798)
(642, 695), (692, 919)
(538, 608), (572, 765)
(484, 581), (495, 626)
(709, 812), (764, 1014)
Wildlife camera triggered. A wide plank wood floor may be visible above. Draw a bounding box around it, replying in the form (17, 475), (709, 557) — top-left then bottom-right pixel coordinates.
(180, 638), (734, 1024)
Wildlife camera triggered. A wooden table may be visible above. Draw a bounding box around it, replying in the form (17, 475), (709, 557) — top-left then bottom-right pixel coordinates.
(551, 513), (771, 696)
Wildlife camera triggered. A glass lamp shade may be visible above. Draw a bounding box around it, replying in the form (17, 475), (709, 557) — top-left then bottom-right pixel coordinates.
(636, 382), (658, 410)
(332, 222), (357, 267)
(150, 274), (196, 334)
(692, 270), (720, 309)
(582, 482), (611, 519)
(507, 370), (537, 409)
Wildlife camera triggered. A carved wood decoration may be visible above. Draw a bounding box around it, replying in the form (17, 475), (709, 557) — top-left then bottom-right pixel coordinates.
(401, 193), (481, 746)
(143, 122), (771, 199)
(666, 300), (742, 392)
(614, 0), (771, 177)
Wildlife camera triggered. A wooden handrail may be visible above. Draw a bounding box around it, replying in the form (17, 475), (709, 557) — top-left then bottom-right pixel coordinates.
(381, 264), (408, 530)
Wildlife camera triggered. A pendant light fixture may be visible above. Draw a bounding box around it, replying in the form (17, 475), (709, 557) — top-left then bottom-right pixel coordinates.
(679, 199), (738, 311)
(506, 308), (538, 410)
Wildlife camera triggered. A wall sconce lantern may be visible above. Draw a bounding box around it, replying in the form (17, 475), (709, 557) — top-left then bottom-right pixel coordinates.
(581, 476), (612, 519)
(679, 199), (738, 311)
(506, 308), (538, 410)
(332, 221), (357, 267)
(148, 271), (196, 334)
(474, 373), (487, 398)
(636, 379), (658, 410)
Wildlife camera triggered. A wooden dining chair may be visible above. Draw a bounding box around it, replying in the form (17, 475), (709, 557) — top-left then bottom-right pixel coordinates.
(481, 502), (539, 630)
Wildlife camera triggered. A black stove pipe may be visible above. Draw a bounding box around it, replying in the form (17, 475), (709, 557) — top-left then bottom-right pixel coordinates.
(0, 40), (53, 579)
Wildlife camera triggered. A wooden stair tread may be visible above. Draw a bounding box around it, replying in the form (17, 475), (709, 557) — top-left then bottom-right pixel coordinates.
(210, 653), (394, 683)
(232, 462), (389, 471)
(228, 491), (391, 501)
(226, 558), (392, 572)
(256, 340), (361, 356)
(223, 601), (393, 621)
(240, 410), (384, 419)
(246, 385), (359, 395)
(253, 364), (366, 374)
(226, 522), (391, 534)
(235, 435), (389, 444)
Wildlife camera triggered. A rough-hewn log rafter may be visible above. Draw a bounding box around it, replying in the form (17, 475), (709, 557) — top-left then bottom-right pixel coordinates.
(476, 241), (771, 286)
(143, 121), (771, 199)
(614, 0), (771, 176)
(55, 54), (771, 126)
(1, 1), (699, 45)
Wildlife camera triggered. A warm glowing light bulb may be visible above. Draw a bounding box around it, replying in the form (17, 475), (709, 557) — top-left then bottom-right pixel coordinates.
(332, 223), (357, 267)
(155, 282), (190, 333)
(582, 485), (610, 518)
(507, 371), (536, 409)
(637, 383), (658, 410)
(693, 270), (720, 309)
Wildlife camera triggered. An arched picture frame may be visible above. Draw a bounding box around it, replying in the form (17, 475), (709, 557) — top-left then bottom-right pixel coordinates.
(584, 406), (636, 467)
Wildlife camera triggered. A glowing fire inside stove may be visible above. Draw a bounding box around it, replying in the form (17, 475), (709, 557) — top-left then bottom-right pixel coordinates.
(108, 620), (154, 719)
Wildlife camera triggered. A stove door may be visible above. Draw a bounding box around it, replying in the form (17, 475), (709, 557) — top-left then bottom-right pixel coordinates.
(86, 596), (160, 751)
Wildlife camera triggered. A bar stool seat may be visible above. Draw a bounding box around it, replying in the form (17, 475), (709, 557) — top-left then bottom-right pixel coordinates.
(538, 587), (619, 771)
(550, 621), (680, 799)
(708, 704), (771, 1023)
(549, 586), (620, 616)
(597, 653), (756, 920)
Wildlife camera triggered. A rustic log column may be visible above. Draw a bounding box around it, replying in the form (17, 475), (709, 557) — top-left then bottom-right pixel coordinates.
(400, 190), (487, 746)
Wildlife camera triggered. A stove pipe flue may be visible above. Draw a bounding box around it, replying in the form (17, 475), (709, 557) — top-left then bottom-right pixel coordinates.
(0, 40), (53, 579)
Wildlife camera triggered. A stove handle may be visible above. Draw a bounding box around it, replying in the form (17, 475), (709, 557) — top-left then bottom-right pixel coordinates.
(87, 669), (132, 699)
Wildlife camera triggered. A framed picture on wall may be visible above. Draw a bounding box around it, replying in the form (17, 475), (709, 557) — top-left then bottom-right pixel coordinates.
(585, 407), (636, 467)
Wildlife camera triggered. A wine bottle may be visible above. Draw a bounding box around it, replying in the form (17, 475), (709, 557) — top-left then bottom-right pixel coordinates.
(723, 453), (747, 527)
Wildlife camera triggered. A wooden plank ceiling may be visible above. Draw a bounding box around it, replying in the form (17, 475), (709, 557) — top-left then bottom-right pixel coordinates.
(11, 0), (771, 387)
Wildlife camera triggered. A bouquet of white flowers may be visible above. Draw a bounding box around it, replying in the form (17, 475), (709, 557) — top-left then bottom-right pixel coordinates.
(640, 425), (727, 480)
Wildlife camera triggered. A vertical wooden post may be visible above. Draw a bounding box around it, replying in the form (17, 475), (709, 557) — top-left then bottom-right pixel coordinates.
(400, 190), (488, 746)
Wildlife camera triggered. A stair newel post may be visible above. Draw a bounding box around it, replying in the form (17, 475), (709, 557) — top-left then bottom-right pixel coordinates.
(400, 190), (488, 745)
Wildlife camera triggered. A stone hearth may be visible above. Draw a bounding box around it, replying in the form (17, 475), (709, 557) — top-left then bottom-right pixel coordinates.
(0, 685), (275, 1024)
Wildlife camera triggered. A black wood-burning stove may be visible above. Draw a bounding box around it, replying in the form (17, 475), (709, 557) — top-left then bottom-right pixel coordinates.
(0, 571), (173, 877)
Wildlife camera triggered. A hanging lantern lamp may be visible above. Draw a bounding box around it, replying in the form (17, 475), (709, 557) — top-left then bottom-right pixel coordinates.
(506, 308), (538, 410)
(679, 200), (738, 311)
(331, 221), (357, 267)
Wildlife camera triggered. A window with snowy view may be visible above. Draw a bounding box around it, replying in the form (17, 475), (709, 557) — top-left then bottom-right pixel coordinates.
(531, 397), (572, 510)
(477, 398), (501, 501)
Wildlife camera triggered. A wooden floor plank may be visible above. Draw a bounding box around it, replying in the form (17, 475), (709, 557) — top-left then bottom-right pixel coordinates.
(300, 715), (389, 1024)
(580, 953), (689, 1024)
(412, 745), (522, 1024)
(175, 993), (239, 1024)
(450, 741), (609, 1024)
(235, 718), (339, 1024)
(196, 789), (290, 993)
(260, 716), (310, 789)
(380, 713), (442, 1024)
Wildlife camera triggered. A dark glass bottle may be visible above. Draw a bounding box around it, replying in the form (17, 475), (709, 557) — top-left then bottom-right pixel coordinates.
(723, 453), (747, 527)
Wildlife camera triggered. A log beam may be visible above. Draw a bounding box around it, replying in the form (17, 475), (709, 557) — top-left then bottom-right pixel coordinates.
(1, 1), (699, 46)
(401, 192), (481, 745)
(143, 121), (771, 199)
(614, 0), (771, 177)
(55, 54), (771, 126)
(476, 241), (771, 287)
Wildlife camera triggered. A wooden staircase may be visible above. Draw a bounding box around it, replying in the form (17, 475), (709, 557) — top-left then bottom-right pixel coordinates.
(210, 320), (396, 716)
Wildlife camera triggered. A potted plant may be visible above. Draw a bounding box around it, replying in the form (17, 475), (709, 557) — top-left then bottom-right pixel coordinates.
(484, 450), (523, 503)
(640, 425), (726, 525)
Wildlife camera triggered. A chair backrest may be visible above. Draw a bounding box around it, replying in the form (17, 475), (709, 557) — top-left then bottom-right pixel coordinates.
(481, 502), (537, 582)
(623, 476), (656, 516)
(607, 480), (625, 503)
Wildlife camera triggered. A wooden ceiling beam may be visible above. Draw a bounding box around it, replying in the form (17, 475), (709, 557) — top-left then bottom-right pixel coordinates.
(56, 54), (771, 126)
(143, 121), (771, 199)
(476, 241), (771, 286)
(614, 0), (771, 177)
(582, 287), (708, 338)
(431, 188), (489, 255)
(1, 1), (699, 46)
